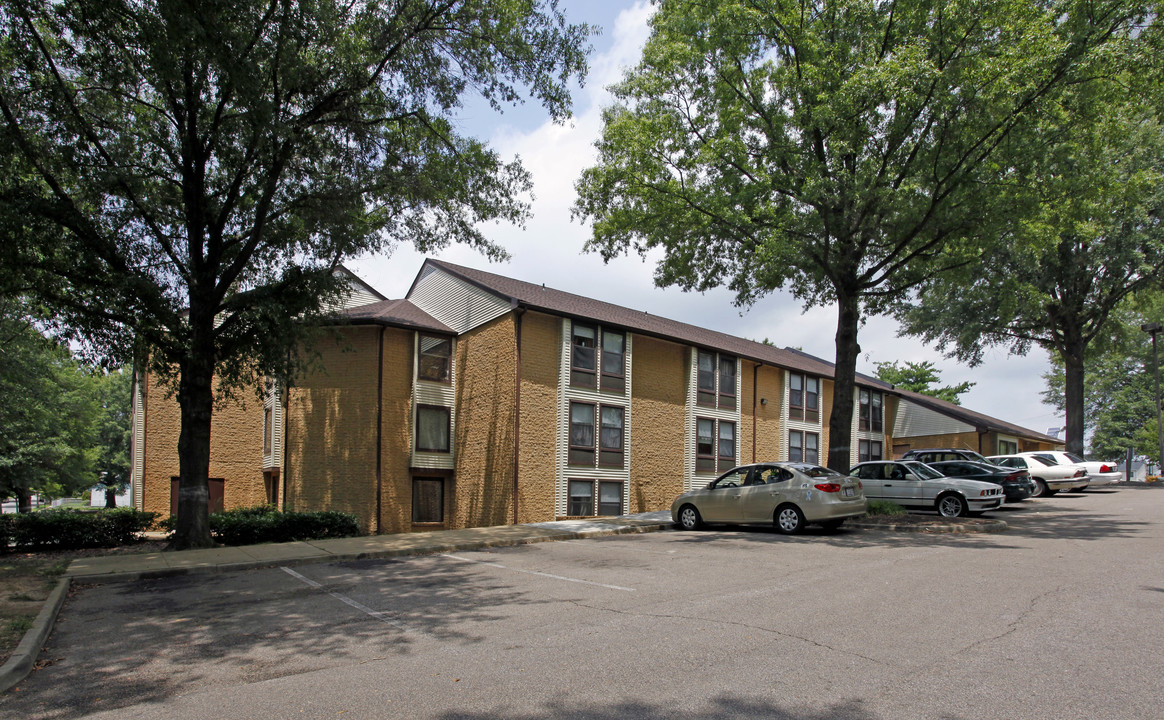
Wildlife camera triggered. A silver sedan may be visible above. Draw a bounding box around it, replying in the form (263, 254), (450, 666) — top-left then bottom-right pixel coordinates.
(671, 462), (867, 534)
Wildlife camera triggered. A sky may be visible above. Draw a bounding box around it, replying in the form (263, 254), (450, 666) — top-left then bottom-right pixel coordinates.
(348, 0), (1064, 439)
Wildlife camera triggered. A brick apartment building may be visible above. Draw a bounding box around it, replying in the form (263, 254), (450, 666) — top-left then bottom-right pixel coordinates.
(129, 259), (1062, 534)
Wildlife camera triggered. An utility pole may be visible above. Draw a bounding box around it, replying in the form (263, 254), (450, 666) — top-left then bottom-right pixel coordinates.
(1143, 322), (1164, 476)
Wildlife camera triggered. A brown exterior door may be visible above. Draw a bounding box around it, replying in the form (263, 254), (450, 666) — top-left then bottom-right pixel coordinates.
(170, 477), (225, 516)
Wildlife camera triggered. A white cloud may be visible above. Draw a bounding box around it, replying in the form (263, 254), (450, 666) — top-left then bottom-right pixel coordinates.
(349, 0), (1064, 441)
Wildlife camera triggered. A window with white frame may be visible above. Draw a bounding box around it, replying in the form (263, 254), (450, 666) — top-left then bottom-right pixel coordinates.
(789, 373), (820, 422)
(697, 417), (736, 473)
(789, 430), (820, 464)
(696, 350), (737, 410)
(859, 389), (883, 432)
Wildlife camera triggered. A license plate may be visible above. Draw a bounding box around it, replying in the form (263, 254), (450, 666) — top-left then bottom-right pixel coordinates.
(842, 487), (855, 498)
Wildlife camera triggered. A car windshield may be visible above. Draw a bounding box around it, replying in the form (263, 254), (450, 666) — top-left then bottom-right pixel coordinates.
(904, 461), (944, 480)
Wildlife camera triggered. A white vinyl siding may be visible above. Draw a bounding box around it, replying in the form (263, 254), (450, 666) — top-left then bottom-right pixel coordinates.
(684, 350), (741, 491)
(262, 383), (284, 470)
(412, 332), (456, 469)
(892, 398), (976, 438)
(556, 318), (632, 516)
(130, 369), (146, 510)
(782, 369), (822, 461)
(408, 265), (512, 333)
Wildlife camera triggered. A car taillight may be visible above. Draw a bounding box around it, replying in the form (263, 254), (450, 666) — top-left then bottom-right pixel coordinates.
(815, 483), (842, 493)
(1100, 464), (1113, 473)
(1005, 471), (1023, 482)
(1074, 469), (1086, 478)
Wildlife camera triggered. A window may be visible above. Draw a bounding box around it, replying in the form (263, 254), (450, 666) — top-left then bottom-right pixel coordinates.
(601, 329), (626, 393)
(412, 477), (444, 523)
(571, 402), (625, 468)
(263, 407), (273, 455)
(416, 405), (451, 453)
(263, 470), (279, 505)
(719, 356), (737, 410)
(569, 402), (595, 466)
(859, 439), (883, 463)
(599, 406), (624, 467)
(790, 373), (820, 422)
(697, 351), (737, 408)
(697, 417), (735, 473)
(718, 421), (736, 466)
(789, 430), (820, 464)
(568, 480), (625, 517)
(418, 335), (452, 383)
(571, 323), (597, 388)
(859, 389), (883, 432)
(998, 438), (1018, 455)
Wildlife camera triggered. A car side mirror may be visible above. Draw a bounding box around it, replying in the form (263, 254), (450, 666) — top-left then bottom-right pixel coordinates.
(905, 473), (919, 481)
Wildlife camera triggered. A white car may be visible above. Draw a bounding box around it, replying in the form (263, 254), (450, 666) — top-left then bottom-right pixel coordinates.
(1018, 451), (1122, 487)
(987, 455), (1089, 496)
(849, 460), (1005, 517)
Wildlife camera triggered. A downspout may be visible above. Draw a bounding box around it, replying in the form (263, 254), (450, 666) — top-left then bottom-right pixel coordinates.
(375, 326), (385, 534)
(281, 382), (290, 511)
(752, 363), (759, 463)
(513, 307), (526, 525)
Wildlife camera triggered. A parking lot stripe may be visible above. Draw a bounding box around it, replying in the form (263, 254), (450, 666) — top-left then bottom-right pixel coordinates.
(281, 567), (421, 633)
(442, 554), (635, 592)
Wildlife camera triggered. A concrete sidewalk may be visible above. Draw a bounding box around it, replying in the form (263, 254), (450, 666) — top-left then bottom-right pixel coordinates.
(64, 511), (677, 582)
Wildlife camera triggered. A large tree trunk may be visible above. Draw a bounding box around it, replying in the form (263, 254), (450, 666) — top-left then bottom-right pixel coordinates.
(170, 313), (216, 549)
(1062, 337), (1087, 457)
(828, 292), (861, 472)
(104, 487), (118, 508)
(15, 487), (31, 514)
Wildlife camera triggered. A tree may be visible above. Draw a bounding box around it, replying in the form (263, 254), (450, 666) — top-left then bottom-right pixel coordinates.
(93, 368), (133, 508)
(574, 0), (1148, 471)
(0, 299), (99, 511)
(897, 84), (1164, 457)
(1041, 292), (1164, 462)
(0, 0), (591, 547)
(873, 361), (973, 405)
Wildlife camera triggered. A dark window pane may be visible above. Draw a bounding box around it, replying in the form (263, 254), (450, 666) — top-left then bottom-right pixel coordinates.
(412, 478), (444, 523)
(416, 406), (450, 452)
(600, 406), (624, 451)
(418, 335), (452, 382)
(569, 480), (594, 516)
(805, 433), (819, 464)
(871, 392), (883, 432)
(697, 419), (714, 457)
(598, 482), (622, 516)
(698, 351), (715, 392)
(789, 431), (803, 463)
(570, 403), (595, 448)
(790, 374), (803, 408)
(718, 421), (735, 463)
(602, 330), (625, 376)
(573, 324), (596, 371)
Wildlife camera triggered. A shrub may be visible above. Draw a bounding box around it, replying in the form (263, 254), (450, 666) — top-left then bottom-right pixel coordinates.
(209, 506), (360, 546)
(866, 499), (907, 517)
(0, 514), (11, 553)
(5, 508), (159, 551)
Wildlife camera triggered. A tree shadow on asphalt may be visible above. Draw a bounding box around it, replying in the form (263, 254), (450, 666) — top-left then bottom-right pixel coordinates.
(437, 695), (922, 720)
(1, 555), (548, 720)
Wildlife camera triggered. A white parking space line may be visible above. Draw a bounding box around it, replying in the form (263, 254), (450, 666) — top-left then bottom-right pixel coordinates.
(442, 554), (636, 592)
(281, 566), (423, 634)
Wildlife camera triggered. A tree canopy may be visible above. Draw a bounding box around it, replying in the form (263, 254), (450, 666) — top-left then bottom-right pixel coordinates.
(0, 0), (592, 547)
(897, 82), (1164, 456)
(873, 361), (973, 405)
(574, 0), (1151, 470)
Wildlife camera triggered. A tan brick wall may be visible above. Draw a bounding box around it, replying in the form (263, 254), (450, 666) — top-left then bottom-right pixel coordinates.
(516, 312), (560, 523)
(821, 379), (834, 461)
(285, 327), (381, 532)
(742, 363), (785, 463)
(883, 395), (899, 452)
(378, 328), (416, 534)
(139, 373), (266, 518)
(629, 336), (688, 512)
(452, 314), (517, 528)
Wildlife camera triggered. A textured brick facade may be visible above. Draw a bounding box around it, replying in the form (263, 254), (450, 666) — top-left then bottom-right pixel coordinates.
(452, 314), (517, 528)
(377, 327), (415, 534)
(139, 373), (266, 518)
(742, 363), (785, 464)
(515, 311), (560, 523)
(628, 335), (688, 512)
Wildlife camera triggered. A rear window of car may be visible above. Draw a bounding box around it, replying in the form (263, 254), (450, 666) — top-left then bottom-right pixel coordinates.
(1065, 453), (1085, 463)
(798, 465), (843, 478)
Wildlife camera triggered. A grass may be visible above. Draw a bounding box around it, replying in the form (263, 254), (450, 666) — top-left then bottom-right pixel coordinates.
(866, 499), (907, 516)
(0, 552), (82, 666)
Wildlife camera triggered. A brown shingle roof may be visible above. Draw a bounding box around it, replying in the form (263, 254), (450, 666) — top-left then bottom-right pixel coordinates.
(338, 298), (453, 334)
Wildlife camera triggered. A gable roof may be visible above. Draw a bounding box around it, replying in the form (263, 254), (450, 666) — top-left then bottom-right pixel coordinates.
(338, 298), (453, 334)
(403, 258), (1058, 445)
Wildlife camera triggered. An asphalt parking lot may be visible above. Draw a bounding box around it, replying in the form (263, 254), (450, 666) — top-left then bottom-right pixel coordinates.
(5, 486), (1164, 720)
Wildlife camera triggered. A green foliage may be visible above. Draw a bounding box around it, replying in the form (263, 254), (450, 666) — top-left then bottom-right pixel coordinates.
(574, 0), (1150, 468)
(865, 500), (906, 517)
(93, 368), (132, 501)
(2, 508), (158, 552)
(206, 506), (361, 546)
(874, 361), (974, 406)
(0, 0), (592, 548)
(0, 298), (101, 507)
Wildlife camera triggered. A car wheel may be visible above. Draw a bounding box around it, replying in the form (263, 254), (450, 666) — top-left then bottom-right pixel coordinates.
(937, 493), (968, 518)
(1031, 478), (1048, 498)
(820, 519), (845, 531)
(677, 504), (703, 531)
(774, 504), (806, 534)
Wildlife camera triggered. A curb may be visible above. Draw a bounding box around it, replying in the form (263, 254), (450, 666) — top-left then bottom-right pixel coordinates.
(848, 518), (1008, 533)
(0, 576), (70, 694)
